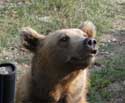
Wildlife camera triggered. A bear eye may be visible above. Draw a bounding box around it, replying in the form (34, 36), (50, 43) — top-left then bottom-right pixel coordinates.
(60, 35), (70, 42)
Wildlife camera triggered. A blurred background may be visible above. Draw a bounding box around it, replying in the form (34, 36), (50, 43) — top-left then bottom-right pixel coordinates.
(0, 0), (124, 103)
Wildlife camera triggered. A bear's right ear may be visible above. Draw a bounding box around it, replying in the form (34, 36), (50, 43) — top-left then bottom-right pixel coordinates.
(79, 21), (96, 38)
(20, 27), (45, 53)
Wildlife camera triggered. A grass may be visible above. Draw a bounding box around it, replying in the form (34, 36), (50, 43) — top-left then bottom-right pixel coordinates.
(89, 63), (125, 103)
(89, 40), (125, 103)
(0, 0), (114, 49)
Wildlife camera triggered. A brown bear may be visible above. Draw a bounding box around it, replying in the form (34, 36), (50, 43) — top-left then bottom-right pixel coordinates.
(16, 21), (97, 103)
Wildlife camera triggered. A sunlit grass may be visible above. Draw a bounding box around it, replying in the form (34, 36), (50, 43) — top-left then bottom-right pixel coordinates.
(0, 0), (114, 48)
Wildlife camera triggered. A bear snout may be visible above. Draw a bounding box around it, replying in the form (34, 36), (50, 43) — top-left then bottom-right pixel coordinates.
(83, 38), (97, 54)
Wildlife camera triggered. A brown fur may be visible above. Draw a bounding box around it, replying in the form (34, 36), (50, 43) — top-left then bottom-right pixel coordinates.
(16, 21), (97, 103)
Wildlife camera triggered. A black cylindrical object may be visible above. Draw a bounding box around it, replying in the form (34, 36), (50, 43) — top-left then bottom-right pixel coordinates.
(0, 63), (16, 103)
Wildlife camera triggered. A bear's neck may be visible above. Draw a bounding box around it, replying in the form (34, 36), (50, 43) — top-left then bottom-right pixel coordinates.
(31, 62), (89, 102)
(50, 69), (89, 102)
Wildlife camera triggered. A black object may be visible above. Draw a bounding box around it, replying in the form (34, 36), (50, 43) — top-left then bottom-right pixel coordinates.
(0, 63), (16, 103)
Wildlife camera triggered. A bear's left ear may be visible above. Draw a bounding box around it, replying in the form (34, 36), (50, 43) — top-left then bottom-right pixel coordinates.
(79, 21), (96, 38)
(20, 27), (46, 53)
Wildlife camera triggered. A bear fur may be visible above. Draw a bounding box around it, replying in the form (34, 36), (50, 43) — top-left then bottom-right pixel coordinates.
(16, 21), (97, 103)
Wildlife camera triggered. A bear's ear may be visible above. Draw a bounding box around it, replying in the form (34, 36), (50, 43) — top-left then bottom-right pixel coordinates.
(20, 27), (45, 53)
(79, 21), (96, 38)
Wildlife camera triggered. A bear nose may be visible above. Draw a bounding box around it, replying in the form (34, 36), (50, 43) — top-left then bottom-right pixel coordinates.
(83, 38), (97, 54)
(84, 38), (96, 47)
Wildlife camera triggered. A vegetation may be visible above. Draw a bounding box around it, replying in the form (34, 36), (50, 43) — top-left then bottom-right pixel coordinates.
(0, 0), (114, 48)
(89, 41), (125, 103)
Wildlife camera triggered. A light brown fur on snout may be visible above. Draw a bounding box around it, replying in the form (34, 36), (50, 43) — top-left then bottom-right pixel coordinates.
(16, 21), (96, 103)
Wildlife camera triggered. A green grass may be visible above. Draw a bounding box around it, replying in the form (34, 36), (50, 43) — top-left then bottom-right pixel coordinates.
(88, 41), (125, 103)
(89, 66), (125, 102)
(0, 0), (114, 49)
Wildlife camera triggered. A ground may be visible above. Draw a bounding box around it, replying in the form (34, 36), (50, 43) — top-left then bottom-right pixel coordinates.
(0, 0), (124, 103)
(88, 0), (125, 102)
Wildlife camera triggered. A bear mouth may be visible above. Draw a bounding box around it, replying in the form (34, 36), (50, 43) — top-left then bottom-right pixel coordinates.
(67, 55), (94, 68)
